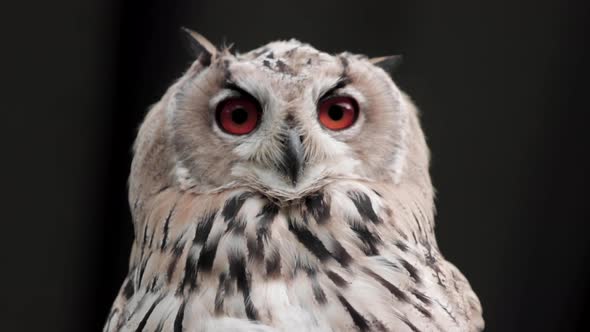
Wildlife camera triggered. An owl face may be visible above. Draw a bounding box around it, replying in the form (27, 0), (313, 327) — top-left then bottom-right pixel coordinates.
(169, 34), (409, 200)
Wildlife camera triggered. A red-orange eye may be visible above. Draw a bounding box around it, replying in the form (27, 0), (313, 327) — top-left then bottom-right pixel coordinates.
(216, 97), (261, 135)
(318, 96), (359, 131)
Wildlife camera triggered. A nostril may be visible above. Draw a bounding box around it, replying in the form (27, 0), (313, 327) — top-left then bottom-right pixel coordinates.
(299, 135), (304, 143)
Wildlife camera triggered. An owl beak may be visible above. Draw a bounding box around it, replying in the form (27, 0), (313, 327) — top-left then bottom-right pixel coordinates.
(278, 129), (305, 186)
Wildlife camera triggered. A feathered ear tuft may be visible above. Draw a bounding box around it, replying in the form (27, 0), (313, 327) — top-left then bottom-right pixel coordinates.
(180, 27), (218, 66)
(370, 55), (403, 76)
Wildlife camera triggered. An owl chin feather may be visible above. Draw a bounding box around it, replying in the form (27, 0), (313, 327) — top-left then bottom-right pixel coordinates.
(175, 161), (370, 205)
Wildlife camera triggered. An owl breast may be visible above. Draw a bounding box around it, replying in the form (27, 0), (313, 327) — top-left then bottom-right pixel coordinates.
(104, 180), (483, 332)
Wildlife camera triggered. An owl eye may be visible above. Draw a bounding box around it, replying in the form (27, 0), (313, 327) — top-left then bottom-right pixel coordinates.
(216, 97), (261, 135)
(318, 96), (359, 131)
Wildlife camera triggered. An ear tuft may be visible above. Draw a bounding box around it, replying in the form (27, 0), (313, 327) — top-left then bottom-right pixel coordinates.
(180, 27), (218, 65)
(370, 55), (403, 76)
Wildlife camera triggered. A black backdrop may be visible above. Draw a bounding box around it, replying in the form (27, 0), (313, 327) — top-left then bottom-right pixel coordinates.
(3, 0), (589, 331)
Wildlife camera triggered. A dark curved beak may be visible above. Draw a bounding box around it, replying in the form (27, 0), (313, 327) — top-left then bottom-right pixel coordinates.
(278, 129), (305, 185)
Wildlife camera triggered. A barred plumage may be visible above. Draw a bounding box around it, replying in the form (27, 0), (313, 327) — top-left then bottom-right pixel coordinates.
(104, 30), (484, 332)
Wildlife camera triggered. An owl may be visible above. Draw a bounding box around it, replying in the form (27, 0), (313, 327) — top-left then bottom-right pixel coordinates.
(103, 28), (484, 332)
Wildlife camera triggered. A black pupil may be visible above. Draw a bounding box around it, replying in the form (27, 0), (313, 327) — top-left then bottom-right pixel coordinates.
(328, 105), (344, 121)
(232, 108), (248, 124)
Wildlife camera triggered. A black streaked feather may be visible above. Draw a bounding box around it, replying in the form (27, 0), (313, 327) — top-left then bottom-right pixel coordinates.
(149, 226), (156, 248)
(411, 289), (432, 305)
(229, 253), (259, 320)
(395, 240), (409, 252)
(329, 238), (352, 267)
(154, 320), (166, 332)
(338, 295), (369, 331)
(400, 315), (422, 332)
(222, 193), (250, 222)
(161, 203), (177, 250)
(254, 202), (279, 260)
(173, 300), (185, 332)
(225, 216), (246, 235)
(148, 276), (160, 293)
(135, 297), (161, 332)
(138, 252), (152, 288)
(182, 252), (198, 290)
(327, 270), (348, 287)
(214, 272), (230, 314)
(348, 219), (381, 256)
(377, 257), (400, 271)
(140, 223), (149, 258)
(400, 258), (421, 284)
(311, 276), (327, 304)
(181, 211), (217, 290)
(363, 267), (408, 302)
(246, 237), (260, 262)
(265, 249), (281, 278)
(288, 217), (331, 261)
(122, 278), (134, 300)
(193, 210), (218, 245)
(414, 303), (433, 318)
(348, 191), (382, 224)
(305, 192), (330, 224)
(167, 238), (186, 282)
(196, 234), (221, 273)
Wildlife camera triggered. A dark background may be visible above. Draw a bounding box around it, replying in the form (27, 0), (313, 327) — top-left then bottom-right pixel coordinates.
(3, 0), (589, 331)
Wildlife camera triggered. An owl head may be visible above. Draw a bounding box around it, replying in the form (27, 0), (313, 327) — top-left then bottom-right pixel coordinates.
(130, 29), (431, 203)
